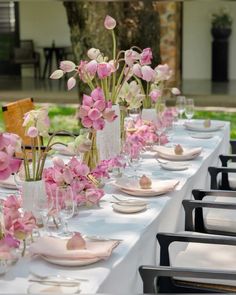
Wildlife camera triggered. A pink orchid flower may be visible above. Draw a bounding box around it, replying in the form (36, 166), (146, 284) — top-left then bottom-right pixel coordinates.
(91, 87), (105, 101)
(86, 60), (98, 76)
(149, 89), (162, 102)
(78, 105), (90, 118)
(93, 100), (106, 112)
(81, 117), (93, 128)
(88, 108), (102, 121)
(52, 157), (65, 169)
(93, 118), (105, 130)
(83, 94), (94, 107)
(50, 69), (64, 79)
(60, 60), (76, 73)
(141, 65), (155, 82)
(102, 109), (117, 122)
(124, 49), (140, 66)
(132, 63), (142, 78)
(104, 15), (116, 30)
(140, 48), (153, 65)
(87, 48), (101, 60)
(97, 62), (112, 79)
(67, 77), (76, 90)
(27, 126), (38, 138)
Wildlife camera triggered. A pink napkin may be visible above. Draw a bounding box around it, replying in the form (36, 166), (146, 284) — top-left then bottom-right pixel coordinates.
(114, 178), (179, 196)
(153, 146), (202, 160)
(29, 236), (119, 260)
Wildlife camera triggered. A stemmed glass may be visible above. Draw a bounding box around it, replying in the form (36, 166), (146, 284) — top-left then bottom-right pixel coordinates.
(56, 185), (74, 237)
(176, 96), (186, 120)
(33, 183), (54, 229)
(155, 117), (167, 146)
(185, 98), (195, 121)
(128, 107), (141, 123)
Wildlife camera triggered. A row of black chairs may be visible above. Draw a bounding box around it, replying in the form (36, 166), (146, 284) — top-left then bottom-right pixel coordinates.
(139, 141), (236, 293)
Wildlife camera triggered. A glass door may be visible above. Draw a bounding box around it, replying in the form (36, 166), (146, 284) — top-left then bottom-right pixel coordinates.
(0, 2), (20, 75)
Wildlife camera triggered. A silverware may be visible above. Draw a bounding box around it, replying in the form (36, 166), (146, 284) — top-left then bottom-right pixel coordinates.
(28, 278), (80, 287)
(84, 235), (123, 242)
(30, 270), (87, 282)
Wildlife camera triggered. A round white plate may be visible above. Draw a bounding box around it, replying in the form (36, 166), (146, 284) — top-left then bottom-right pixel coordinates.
(112, 203), (147, 214)
(41, 255), (100, 266)
(184, 122), (224, 132)
(160, 162), (189, 171)
(27, 283), (80, 294)
(0, 175), (17, 189)
(190, 133), (213, 139)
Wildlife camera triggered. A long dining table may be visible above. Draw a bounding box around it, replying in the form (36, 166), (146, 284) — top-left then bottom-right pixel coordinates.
(0, 120), (230, 294)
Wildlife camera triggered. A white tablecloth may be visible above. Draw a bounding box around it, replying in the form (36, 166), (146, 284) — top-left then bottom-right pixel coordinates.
(0, 120), (230, 294)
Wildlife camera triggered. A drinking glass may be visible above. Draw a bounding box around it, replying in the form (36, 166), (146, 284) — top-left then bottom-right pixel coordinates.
(33, 182), (54, 227)
(128, 107), (141, 123)
(56, 185), (74, 237)
(176, 96), (186, 120)
(185, 98), (195, 121)
(155, 118), (167, 146)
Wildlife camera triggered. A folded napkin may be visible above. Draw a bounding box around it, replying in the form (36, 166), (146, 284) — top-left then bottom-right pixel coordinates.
(153, 146), (202, 161)
(114, 178), (179, 196)
(29, 236), (119, 260)
(0, 175), (17, 189)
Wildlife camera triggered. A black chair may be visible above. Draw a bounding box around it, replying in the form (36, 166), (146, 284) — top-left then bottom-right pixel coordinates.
(13, 40), (40, 78)
(139, 189), (236, 293)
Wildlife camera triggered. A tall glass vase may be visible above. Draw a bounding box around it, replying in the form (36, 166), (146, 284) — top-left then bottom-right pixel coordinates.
(83, 131), (99, 170)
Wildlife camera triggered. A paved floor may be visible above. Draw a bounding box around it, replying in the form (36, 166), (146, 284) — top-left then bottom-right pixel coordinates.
(0, 76), (236, 107)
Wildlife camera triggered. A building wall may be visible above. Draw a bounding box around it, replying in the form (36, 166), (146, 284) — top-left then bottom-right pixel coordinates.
(183, 1), (236, 80)
(19, 2), (71, 77)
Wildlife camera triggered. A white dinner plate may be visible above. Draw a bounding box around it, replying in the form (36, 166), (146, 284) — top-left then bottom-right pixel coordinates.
(0, 175), (17, 190)
(27, 283), (80, 294)
(189, 133), (213, 139)
(160, 161), (189, 171)
(112, 203), (147, 214)
(41, 255), (101, 266)
(184, 122), (224, 132)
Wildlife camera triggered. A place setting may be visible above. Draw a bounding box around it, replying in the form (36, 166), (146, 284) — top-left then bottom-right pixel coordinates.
(29, 232), (121, 267)
(153, 143), (202, 161)
(112, 174), (179, 197)
(184, 119), (225, 132)
(110, 194), (148, 214)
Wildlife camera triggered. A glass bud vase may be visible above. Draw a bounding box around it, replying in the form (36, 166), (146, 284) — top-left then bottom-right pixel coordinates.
(83, 130), (99, 170)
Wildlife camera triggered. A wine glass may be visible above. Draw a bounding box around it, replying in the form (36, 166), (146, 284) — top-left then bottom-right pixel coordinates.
(33, 182), (54, 228)
(128, 107), (141, 123)
(176, 96), (186, 120)
(185, 98), (195, 121)
(56, 185), (74, 237)
(155, 118), (167, 146)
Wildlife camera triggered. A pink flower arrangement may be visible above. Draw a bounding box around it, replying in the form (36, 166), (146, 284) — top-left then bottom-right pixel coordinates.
(78, 87), (117, 130)
(50, 14), (180, 112)
(0, 195), (37, 257)
(43, 157), (104, 207)
(0, 133), (22, 180)
(21, 107), (91, 181)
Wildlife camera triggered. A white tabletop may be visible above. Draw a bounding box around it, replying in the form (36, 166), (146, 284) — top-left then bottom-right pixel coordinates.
(0, 120), (230, 294)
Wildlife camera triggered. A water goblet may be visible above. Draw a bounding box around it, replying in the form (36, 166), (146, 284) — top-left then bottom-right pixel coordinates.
(155, 118), (167, 146)
(56, 185), (74, 237)
(176, 96), (186, 120)
(128, 107), (141, 123)
(185, 98), (195, 121)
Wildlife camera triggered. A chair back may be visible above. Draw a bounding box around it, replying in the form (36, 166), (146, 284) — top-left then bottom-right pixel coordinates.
(2, 98), (35, 145)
